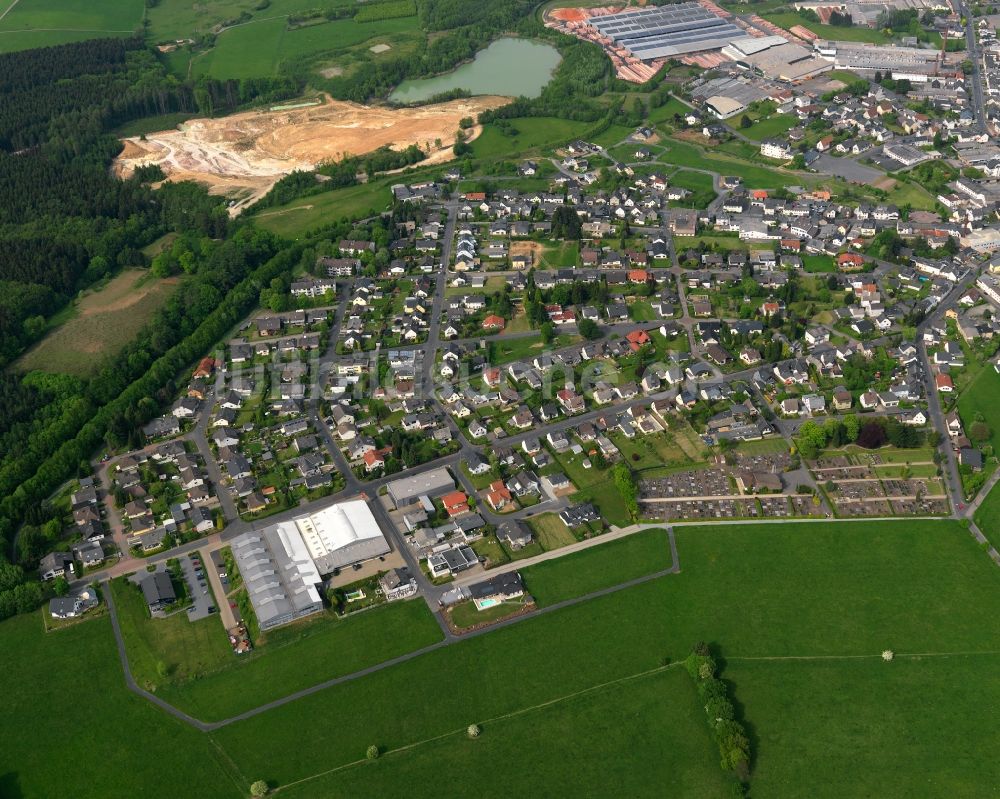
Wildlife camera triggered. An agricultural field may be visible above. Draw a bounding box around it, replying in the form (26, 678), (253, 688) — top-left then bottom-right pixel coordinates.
(973, 479), (1000, 551)
(212, 519), (1000, 794)
(0, 0), (143, 53)
(521, 527), (673, 606)
(0, 612), (242, 799)
(156, 595), (444, 721)
(5, 519), (1000, 796)
(192, 15), (419, 80)
(15, 269), (178, 377)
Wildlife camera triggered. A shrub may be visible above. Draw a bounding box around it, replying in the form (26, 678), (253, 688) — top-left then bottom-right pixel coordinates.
(366, 745), (380, 760)
(467, 724), (481, 738)
(249, 781), (269, 797)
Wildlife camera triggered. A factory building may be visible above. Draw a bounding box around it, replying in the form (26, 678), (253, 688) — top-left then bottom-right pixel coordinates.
(591, 3), (746, 60)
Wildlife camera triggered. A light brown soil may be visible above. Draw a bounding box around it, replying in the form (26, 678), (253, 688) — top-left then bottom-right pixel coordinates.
(113, 94), (511, 213)
(510, 240), (544, 259)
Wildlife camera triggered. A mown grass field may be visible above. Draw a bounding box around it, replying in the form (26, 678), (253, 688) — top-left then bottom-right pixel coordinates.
(521, 527), (673, 606)
(275, 667), (732, 799)
(4, 519), (1000, 797)
(958, 366), (1000, 452)
(192, 15), (418, 79)
(158, 596), (443, 721)
(471, 116), (591, 159)
(0, 0), (142, 53)
(0, 612), (243, 799)
(212, 519), (1000, 794)
(112, 577), (233, 690)
(253, 180), (394, 237)
(738, 113), (798, 142)
(973, 479), (1000, 551)
(15, 269), (178, 377)
(762, 11), (892, 43)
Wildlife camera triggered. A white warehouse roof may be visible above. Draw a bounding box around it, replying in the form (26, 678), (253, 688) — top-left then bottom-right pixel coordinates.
(296, 499), (391, 574)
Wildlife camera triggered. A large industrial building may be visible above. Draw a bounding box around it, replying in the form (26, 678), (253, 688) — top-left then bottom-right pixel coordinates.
(813, 39), (942, 81)
(723, 35), (832, 81)
(386, 466), (455, 508)
(296, 499), (391, 574)
(231, 498), (392, 630)
(231, 525), (324, 631)
(590, 3), (747, 60)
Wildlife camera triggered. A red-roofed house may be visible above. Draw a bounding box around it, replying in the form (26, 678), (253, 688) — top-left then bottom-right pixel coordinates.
(193, 357), (218, 379)
(442, 490), (470, 516)
(484, 367), (502, 387)
(935, 373), (954, 392)
(628, 269), (651, 284)
(837, 253), (865, 271)
(482, 314), (506, 330)
(626, 329), (651, 352)
(486, 480), (512, 511)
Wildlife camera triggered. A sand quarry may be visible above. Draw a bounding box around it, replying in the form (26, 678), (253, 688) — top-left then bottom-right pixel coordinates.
(115, 94), (510, 213)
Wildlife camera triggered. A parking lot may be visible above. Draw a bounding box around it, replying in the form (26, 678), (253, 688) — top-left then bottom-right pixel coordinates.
(178, 554), (216, 621)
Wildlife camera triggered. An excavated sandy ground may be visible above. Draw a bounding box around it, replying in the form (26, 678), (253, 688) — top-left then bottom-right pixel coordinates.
(114, 94), (510, 213)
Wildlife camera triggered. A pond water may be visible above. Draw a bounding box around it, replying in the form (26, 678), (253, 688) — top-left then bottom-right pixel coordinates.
(389, 37), (561, 104)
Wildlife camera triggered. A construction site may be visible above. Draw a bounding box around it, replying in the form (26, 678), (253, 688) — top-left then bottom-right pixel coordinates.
(114, 95), (509, 213)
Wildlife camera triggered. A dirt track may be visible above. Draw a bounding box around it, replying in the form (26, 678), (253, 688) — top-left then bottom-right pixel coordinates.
(114, 94), (510, 213)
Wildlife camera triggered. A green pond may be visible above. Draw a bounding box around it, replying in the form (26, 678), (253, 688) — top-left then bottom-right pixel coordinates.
(389, 37), (561, 104)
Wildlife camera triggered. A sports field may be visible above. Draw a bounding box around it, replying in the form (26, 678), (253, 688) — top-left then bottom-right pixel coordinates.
(5, 519), (1000, 797)
(0, 0), (143, 53)
(15, 269), (178, 377)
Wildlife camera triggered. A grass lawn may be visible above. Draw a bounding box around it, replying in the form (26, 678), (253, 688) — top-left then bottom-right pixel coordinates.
(973, 479), (1000, 551)
(15, 269), (178, 377)
(802, 253), (836, 273)
(521, 527), (673, 607)
(0, 612), (243, 798)
(489, 333), (579, 365)
(738, 113), (798, 142)
(156, 598), (444, 721)
(0, 0), (143, 53)
(527, 512), (579, 550)
(111, 577), (233, 690)
(194, 15), (418, 79)
(471, 535), (511, 568)
(253, 180), (393, 237)
(669, 168), (716, 207)
(540, 239), (579, 268)
(471, 116), (590, 160)
(449, 598), (525, 628)
(958, 366), (1000, 453)
(212, 519), (1000, 793)
(728, 655), (1000, 797)
(275, 667), (732, 799)
(655, 138), (795, 189)
(762, 11), (892, 42)
(648, 96), (693, 125)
